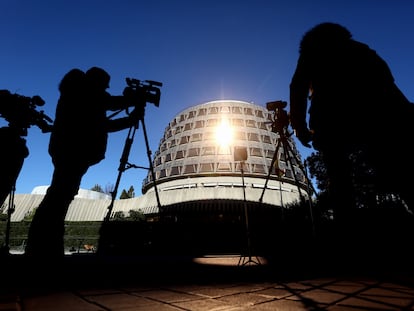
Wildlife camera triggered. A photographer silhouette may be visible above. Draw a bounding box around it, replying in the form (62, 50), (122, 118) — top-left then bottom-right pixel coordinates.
(0, 90), (52, 209)
(25, 67), (144, 258)
(289, 23), (414, 221)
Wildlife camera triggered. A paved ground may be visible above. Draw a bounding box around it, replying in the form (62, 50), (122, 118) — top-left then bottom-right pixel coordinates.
(1, 253), (414, 310)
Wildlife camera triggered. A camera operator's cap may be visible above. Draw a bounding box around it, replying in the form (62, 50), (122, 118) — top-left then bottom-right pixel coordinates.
(86, 66), (110, 89)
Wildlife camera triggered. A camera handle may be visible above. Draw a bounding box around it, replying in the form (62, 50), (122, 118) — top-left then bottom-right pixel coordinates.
(103, 116), (162, 223)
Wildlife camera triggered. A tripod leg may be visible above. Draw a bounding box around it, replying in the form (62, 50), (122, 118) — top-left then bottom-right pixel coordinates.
(282, 138), (316, 236)
(259, 139), (282, 202)
(140, 118), (162, 212)
(104, 125), (137, 222)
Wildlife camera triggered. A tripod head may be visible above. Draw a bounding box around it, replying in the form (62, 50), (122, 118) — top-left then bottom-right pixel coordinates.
(266, 100), (291, 137)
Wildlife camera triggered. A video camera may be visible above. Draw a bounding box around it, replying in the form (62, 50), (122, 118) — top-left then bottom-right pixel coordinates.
(0, 90), (53, 136)
(123, 78), (162, 108)
(266, 100), (290, 135)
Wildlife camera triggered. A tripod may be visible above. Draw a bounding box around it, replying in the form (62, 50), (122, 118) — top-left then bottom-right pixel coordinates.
(259, 102), (317, 235)
(103, 116), (162, 222)
(238, 161), (261, 266)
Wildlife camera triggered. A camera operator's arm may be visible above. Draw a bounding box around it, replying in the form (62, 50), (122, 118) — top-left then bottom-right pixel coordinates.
(106, 106), (145, 133)
(105, 95), (129, 111)
(289, 55), (313, 148)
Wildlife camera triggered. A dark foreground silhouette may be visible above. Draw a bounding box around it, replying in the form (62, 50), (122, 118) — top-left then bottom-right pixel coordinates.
(289, 22), (414, 221)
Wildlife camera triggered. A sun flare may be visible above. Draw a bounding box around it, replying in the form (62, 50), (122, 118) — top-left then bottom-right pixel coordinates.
(215, 118), (233, 147)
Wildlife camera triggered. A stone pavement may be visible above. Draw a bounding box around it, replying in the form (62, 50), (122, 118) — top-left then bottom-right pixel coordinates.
(1, 254), (414, 310)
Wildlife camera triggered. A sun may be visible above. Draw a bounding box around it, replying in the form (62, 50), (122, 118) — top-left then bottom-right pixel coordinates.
(215, 118), (233, 147)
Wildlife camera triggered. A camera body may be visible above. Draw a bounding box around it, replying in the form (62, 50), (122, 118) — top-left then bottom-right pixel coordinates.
(0, 90), (53, 136)
(266, 100), (290, 134)
(123, 78), (162, 107)
(266, 100), (287, 111)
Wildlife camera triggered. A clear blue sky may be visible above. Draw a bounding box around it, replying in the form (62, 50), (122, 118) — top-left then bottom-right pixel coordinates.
(1, 0), (413, 196)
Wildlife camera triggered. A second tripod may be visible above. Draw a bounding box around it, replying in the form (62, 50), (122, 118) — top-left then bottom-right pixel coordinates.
(259, 100), (316, 233)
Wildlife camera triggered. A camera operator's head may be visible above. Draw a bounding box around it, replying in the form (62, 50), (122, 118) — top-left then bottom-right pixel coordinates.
(86, 67), (110, 91)
(299, 22), (352, 54)
(59, 68), (85, 94)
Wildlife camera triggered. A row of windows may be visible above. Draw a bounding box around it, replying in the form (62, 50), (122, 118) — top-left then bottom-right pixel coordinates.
(167, 106), (269, 130)
(150, 163), (301, 181)
(159, 133), (276, 153)
(165, 119), (271, 138)
(154, 147), (278, 165)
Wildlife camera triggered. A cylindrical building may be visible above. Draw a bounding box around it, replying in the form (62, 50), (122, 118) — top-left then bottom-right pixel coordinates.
(141, 99), (309, 214)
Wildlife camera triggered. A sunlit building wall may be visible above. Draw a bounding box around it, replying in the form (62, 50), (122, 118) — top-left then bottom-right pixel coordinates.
(141, 99), (308, 211)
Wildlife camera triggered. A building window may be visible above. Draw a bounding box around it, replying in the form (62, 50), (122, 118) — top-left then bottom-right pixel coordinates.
(175, 150), (185, 159)
(253, 164), (266, 174)
(261, 135), (271, 144)
(244, 107), (253, 115)
(188, 148), (200, 157)
(175, 126), (183, 134)
(232, 119), (244, 127)
(158, 169), (166, 178)
(257, 122), (268, 130)
(194, 120), (204, 128)
(206, 119), (218, 127)
(234, 131), (246, 140)
(155, 157), (162, 166)
(250, 147), (262, 157)
(165, 154), (172, 162)
(232, 106), (242, 114)
(218, 145), (231, 155)
(179, 136), (190, 145)
(208, 107), (219, 114)
(220, 106), (230, 113)
(202, 146), (215, 155)
(183, 164), (197, 174)
(217, 162), (231, 171)
(188, 110), (196, 118)
(198, 108), (207, 116)
(184, 123), (193, 131)
(191, 133), (202, 142)
(247, 133), (260, 142)
(199, 163), (214, 172)
(255, 110), (264, 118)
(265, 149), (275, 159)
(170, 166), (180, 176)
(246, 119), (256, 128)
(179, 114), (185, 122)
(203, 132), (215, 141)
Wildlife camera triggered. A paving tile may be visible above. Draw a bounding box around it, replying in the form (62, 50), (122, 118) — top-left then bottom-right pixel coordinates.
(83, 292), (157, 310)
(22, 292), (102, 311)
(217, 292), (275, 307)
(135, 288), (199, 303)
(173, 297), (236, 311)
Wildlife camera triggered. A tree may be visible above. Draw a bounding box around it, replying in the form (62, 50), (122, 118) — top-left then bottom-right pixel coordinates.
(306, 152), (328, 192)
(128, 209), (146, 221)
(119, 186), (135, 199)
(91, 184), (104, 193)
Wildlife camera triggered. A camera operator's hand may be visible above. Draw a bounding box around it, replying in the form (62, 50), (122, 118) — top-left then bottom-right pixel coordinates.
(294, 127), (313, 148)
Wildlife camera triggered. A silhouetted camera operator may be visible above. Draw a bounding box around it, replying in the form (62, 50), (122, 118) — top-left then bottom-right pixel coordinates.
(0, 90), (52, 209)
(289, 23), (414, 221)
(25, 67), (153, 259)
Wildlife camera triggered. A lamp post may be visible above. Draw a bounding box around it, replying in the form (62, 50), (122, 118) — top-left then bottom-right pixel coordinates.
(234, 146), (260, 266)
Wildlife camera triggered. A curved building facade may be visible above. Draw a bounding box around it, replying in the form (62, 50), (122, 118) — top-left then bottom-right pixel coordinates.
(141, 99), (309, 213)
